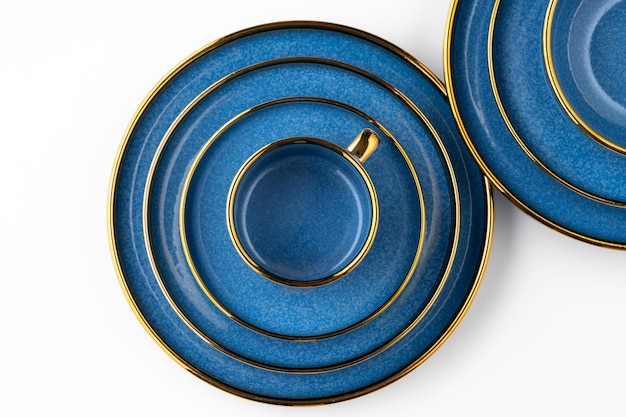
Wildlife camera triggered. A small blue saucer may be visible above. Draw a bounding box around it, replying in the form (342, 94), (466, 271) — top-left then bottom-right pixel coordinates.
(109, 22), (492, 404)
(547, 0), (626, 153)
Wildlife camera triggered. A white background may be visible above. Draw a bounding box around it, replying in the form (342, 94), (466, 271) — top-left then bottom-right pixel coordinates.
(1, 0), (625, 415)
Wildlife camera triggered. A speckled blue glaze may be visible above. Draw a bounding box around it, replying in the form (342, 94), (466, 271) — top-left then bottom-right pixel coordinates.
(449, 0), (626, 246)
(550, 0), (626, 147)
(231, 141), (375, 282)
(492, 0), (626, 205)
(111, 23), (491, 403)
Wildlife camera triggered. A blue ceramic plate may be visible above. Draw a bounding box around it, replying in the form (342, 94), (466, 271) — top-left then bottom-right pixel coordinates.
(109, 22), (492, 404)
(148, 61), (452, 372)
(446, 0), (626, 248)
(546, 0), (626, 153)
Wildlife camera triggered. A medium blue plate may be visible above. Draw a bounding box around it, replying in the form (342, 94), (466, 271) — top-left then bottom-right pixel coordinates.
(446, 0), (626, 248)
(110, 22), (492, 404)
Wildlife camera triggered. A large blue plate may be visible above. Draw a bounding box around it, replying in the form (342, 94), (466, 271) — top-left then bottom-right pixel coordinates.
(446, 0), (626, 248)
(109, 22), (492, 404)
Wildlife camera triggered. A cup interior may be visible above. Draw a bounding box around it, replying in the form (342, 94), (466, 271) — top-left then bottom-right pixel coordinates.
(229, 138), (377, 286)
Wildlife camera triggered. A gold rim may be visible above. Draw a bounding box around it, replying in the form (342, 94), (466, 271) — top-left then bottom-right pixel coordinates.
(543, 0), (626, 155)
(109, 20), (493, 405)
(225, 136), (379, 288)
(444, 0), (626, 249)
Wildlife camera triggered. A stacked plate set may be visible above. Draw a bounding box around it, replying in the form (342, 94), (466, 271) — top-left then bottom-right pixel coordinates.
(108, 1), (625, 405)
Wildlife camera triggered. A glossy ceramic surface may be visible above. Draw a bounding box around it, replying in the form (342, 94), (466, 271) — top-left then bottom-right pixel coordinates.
(227, 138), (378, 286)
(546, 0), (626, 153)
(446, 0), (626, 248)
(109, 22), (493, 404)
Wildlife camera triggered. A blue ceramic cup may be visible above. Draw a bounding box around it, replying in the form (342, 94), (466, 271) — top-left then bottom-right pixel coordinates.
(227, 129), (380, 287)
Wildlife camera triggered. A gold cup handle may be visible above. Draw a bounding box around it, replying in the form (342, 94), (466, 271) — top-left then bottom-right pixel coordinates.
(346, 128), (380, 163)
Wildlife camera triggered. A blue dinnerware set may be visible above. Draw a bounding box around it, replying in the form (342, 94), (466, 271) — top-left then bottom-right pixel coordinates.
(109, 0), (625, 405)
